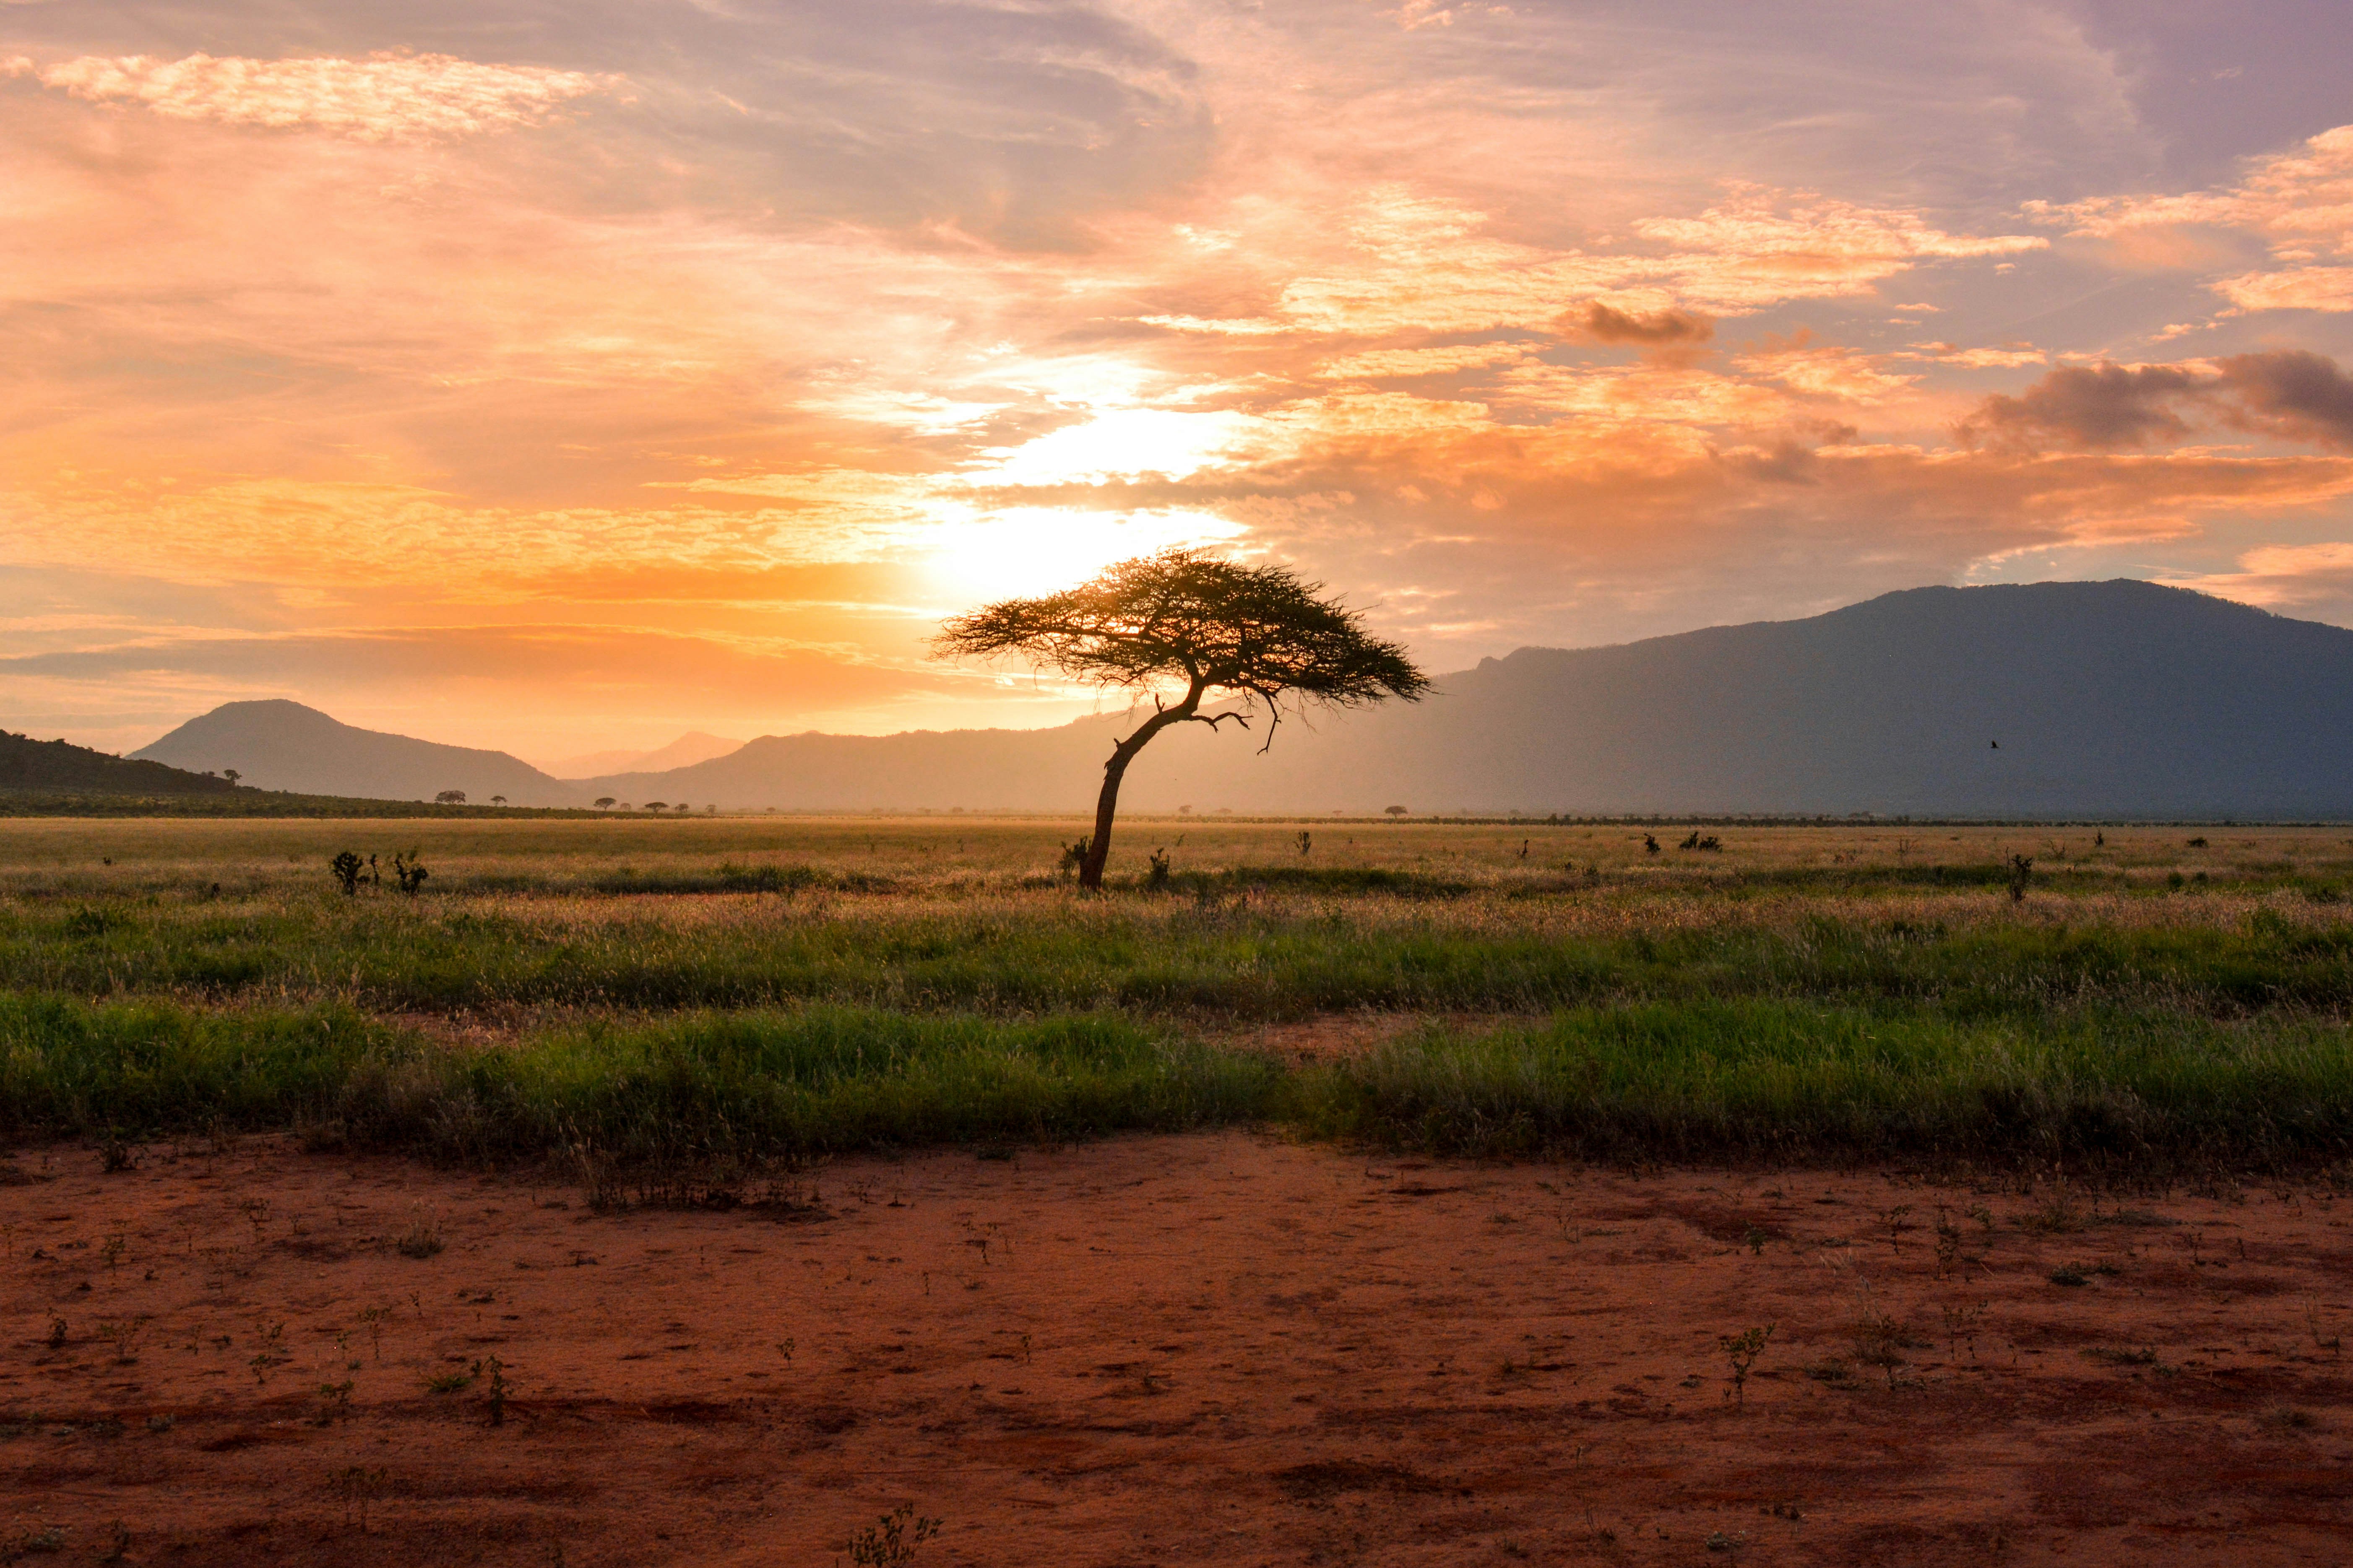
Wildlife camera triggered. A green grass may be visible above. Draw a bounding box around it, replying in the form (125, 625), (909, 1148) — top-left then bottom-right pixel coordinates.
(8, 817), (2353, 1174)
(5, 991), (2348, 1172)
(1291, 1000), (2353, 1168)
(0, 995), (1276, 1162)
(13, 893), (2353, 1022)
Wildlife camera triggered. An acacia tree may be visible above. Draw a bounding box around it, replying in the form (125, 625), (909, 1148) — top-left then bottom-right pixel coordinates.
(934, 550), (1429, 888)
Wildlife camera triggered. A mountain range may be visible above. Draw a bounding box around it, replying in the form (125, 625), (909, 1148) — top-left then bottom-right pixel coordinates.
(535, 732), (744, 779)
(120, 581), (2353, 818)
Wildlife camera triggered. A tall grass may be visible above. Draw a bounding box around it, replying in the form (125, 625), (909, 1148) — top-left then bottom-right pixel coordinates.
(1288, 1000), (2353, 1169)
(0, 996), (1276, 1163)
(14, 894), (2353, 1021)
(7, 992), (2352, 1172)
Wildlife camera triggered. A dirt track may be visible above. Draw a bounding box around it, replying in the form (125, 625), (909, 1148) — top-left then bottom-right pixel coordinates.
(6, 1132), (2353, 1565)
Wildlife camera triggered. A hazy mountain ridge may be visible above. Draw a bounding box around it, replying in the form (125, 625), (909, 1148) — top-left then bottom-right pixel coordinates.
(133, 699), (579, 807)
(116, 583), (2353, 818)
(540, 732), (744, 779)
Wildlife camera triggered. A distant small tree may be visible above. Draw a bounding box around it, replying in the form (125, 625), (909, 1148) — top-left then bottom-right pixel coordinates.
(491, 794), (507, 807)
(1384, 805), (1408, 817)
(644, 801), (668, 814)
(435, 790), (466, 805)
(934, 550), (1428, 889)
(222, 769), (242, 788)
(594, 796), (616, 811)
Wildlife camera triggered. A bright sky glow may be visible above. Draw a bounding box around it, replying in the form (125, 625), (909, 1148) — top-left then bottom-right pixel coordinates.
(5, 1), (2353, 755)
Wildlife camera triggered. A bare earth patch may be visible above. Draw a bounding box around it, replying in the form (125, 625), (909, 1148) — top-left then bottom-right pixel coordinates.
(6, 1134), (2353, 1564)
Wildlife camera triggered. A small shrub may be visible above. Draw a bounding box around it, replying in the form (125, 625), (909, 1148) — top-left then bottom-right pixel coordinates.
(329, 852), (364, 896)
(1057, 837), (1091, 876)
(391, 853), (429, 896)
(1146, 848), (1172, 890)
(2007, 854), (2033, 902)
(1718, 1324), (1773, 1406)
(424, 1369), (474, 1394)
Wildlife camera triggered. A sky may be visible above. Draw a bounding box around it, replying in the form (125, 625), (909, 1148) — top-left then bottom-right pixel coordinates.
(5, 0), (2353, 759)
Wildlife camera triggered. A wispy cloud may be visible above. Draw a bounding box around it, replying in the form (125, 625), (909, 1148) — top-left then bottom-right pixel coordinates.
(13, 52), (620, 140)
(2030, 122), (2353, 312)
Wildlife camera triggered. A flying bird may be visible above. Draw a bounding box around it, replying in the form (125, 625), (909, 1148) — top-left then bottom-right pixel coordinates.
(1990, 740), (1999, 749)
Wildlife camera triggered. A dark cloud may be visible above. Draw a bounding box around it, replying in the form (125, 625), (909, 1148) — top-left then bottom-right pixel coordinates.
(2215, 350), (2353, 451)
(1959, 361), (2209, 450)
(1570, 303), (1715, 345)
(1962, 351), (2353, 454)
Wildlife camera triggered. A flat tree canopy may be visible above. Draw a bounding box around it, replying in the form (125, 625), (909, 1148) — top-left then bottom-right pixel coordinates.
(934, 549), (1429, 887)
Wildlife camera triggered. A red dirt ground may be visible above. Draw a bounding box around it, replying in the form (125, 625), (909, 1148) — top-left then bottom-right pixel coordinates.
(6, 1131), (2353, 1565)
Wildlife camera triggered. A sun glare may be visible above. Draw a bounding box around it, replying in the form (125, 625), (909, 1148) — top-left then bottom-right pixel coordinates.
(915, 505), (1248, 601)
(968, 408), (1262, 487)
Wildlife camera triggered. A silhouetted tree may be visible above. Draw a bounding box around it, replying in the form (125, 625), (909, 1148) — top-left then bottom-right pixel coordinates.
(1384, 805), (1408, 817)
(435, 789), (466, 805)
(491, 794), (507, 807)
(222, 769), (241, 788)
(594, 797), (616, 811)
(644, 801), (668, 814)
(935, 550), (1427, 888)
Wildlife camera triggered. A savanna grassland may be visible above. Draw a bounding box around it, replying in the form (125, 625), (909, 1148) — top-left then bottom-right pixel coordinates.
(11, 817), (2353, 1566)
(7, 814), (2353, 1173)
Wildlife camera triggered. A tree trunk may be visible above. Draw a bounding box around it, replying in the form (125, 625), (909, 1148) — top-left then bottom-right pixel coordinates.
(1077, 691), (1198, 889)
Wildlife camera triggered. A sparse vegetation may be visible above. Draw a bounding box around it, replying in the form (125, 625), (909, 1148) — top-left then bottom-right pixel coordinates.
(1718, 1324), (1773, 1406)
(842, 1504), (942, 1568)
(396, 1211), (445, 1259)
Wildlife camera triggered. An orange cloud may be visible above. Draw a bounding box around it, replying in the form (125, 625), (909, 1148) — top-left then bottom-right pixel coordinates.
(2031, 123), (2353, 312)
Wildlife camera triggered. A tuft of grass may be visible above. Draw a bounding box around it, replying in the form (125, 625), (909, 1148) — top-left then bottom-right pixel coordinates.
(395, 1212), (445, 1259)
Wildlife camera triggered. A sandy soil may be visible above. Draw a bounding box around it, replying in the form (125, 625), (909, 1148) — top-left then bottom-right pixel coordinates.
(6, 1134), (2353, 1566)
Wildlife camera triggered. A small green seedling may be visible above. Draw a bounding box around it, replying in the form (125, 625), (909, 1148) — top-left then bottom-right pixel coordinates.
(474, 1355), (508, 1425)
(1719, 1325), (1773, 1407)
(333, 1465), (389, 1533)
(315, 1380), (354, 1425)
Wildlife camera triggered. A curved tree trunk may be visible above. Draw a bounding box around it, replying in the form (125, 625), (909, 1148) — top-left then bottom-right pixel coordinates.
(1077, 689), (1199, 889)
